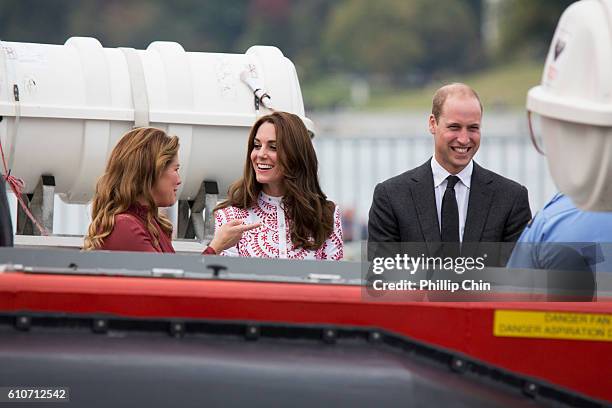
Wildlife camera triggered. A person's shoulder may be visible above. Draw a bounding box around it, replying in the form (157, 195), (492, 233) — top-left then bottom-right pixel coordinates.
(215, 205), (249, 221)
(328, 200), (340, 215)
(328, 201), (342, 226)
(113, 212), (147, 233)
(520, 194), (568, 230)
(520, 194), (582, 242)
(539, 193), (579, 219)
(475, 163), (526, 193)
(378, 160), (430, 189)
(100, 212), (151, 251)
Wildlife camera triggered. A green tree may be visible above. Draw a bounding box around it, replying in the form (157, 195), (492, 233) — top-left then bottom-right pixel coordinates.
(67, 0), (162, 48)
(0, 0), (249, 52)
(155, 0), (248, 52)
(67, 0), (249, 51)
(323, 0), (482, 83)
(498, 0), (577, 60)
(287, 0), (335, 81)
(0, 0), (72, 44)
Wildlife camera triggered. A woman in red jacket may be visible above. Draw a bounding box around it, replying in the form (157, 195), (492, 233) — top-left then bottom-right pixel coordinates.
(83, 127), (258, 253)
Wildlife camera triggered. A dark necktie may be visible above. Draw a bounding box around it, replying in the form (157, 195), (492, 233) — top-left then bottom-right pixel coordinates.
(441, 175), (460, 243)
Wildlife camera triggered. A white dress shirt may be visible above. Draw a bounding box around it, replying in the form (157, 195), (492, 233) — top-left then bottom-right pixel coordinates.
(431, 157), (473, 242)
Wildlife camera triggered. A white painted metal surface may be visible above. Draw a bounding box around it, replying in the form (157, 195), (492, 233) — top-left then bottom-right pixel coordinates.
(14, 235), (204, 253)
(0, 37), (312, 203)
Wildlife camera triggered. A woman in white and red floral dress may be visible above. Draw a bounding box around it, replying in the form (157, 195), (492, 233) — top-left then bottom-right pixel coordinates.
(214, 111), (343, 260)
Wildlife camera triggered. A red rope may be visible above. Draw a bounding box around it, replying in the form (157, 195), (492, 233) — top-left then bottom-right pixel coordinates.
(0, 134), (49, 236)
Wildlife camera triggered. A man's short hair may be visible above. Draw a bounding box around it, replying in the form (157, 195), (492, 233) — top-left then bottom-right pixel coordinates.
(431, 83), (483, 122)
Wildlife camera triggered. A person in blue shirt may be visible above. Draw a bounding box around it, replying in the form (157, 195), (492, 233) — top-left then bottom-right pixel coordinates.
(508, 193), (612, 273)
(507, 193), (612, 300)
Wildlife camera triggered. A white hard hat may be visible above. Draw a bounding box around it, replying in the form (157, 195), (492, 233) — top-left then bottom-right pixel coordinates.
(527, 0), (612, 211)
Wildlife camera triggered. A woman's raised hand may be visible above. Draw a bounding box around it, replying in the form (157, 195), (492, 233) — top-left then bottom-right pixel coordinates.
(208, 219), (261, 254)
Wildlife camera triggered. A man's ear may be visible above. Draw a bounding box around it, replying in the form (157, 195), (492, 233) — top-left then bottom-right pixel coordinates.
(428, 114), (437, 135)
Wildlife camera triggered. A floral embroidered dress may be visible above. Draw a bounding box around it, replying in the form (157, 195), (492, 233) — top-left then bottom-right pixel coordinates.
(214, 192), (344, 260)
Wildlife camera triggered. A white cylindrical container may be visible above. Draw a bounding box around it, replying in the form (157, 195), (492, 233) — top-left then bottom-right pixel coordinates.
(0, 37), (314, 203)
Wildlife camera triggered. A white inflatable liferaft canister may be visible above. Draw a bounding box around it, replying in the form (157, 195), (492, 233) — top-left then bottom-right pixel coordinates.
(0, 37), (314, 203)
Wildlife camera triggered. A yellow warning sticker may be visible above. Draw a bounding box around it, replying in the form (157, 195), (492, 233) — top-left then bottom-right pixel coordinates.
(493, 310), (612, 342)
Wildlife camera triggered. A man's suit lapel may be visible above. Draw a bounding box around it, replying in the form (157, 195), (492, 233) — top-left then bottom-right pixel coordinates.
(410, 160), (441, 242)
(463, 162), (494, 242)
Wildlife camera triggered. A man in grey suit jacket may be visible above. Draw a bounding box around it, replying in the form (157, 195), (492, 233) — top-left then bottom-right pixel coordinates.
(368, 83), (531, 265)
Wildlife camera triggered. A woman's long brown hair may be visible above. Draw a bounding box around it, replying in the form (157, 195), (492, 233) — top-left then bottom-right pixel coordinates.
(84, 127), (179, 250)
(216, 111), (334, 250)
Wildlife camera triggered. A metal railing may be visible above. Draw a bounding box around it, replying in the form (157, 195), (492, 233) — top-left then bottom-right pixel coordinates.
(5, 134), (556, 241)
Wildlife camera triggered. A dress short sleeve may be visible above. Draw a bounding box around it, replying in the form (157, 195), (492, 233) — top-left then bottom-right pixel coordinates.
(316, 205), (344, 260)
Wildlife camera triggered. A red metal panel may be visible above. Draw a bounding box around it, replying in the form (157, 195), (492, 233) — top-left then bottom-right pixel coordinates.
(0, 272), (610, 402)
